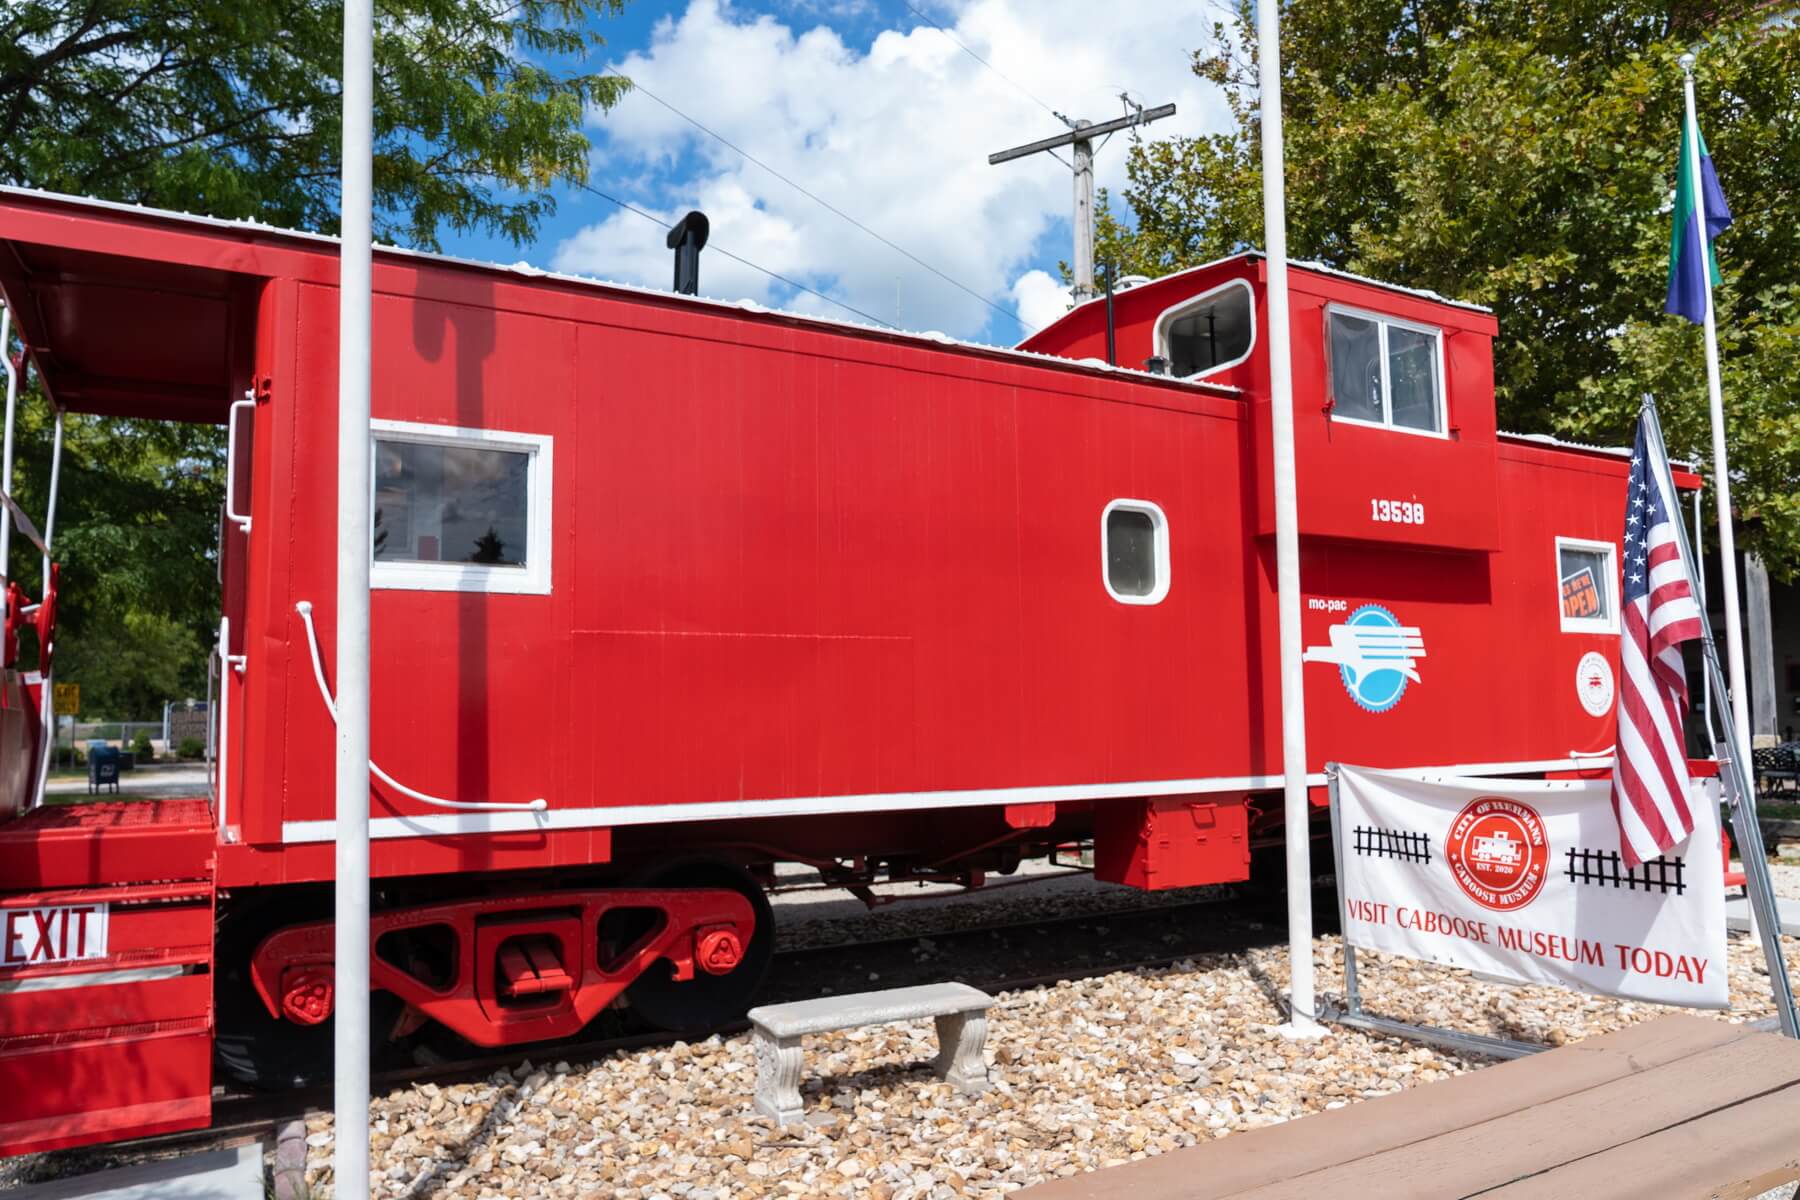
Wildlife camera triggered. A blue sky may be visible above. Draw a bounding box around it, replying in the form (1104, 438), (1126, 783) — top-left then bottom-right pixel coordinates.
(437, 1), (1234, 345)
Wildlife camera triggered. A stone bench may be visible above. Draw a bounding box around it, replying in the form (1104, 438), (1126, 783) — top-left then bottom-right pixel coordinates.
(747, 982), (993, 1125)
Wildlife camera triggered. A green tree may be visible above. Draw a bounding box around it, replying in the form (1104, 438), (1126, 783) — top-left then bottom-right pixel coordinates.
(0, 1), (631, 715)
(0, 0), (630, 248)
(1096, 1), (1800, 575)
(57, 610), (204, 723)
(6, 409), (226, 715)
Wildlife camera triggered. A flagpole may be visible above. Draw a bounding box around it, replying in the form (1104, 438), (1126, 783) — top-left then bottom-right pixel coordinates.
(1681, 54), (1755, 789)
(335, 0), (374, 1194)
(1642, 396), (1798, 1037)
(1257, 0), (1320, 1039)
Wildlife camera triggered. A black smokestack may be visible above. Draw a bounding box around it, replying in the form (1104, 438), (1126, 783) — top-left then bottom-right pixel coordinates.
(666, 210), (710, 296)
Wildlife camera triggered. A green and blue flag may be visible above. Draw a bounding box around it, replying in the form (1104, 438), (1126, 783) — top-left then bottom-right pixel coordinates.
(1665, 117), (1732, 325)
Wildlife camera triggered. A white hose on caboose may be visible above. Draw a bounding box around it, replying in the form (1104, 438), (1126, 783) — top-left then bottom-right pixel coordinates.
(295, 601), (548, 814)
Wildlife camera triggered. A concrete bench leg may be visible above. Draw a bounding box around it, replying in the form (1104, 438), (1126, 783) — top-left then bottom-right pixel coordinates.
(933, 1010), (990, 1093)
(753, 1029), (806, 1126)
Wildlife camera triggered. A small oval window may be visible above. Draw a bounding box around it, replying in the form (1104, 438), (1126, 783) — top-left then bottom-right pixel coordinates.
(1102, 500), (1170, 605)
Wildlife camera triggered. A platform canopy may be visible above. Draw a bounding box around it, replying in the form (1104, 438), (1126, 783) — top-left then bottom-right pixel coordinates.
(0, 189), (285, 424)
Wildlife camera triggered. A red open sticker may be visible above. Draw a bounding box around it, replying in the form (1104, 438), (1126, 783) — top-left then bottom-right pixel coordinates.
(1561, 568), (1600, 620)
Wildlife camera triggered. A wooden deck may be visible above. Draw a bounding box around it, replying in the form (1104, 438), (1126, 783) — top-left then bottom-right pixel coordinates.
(1013, 1015), (1800, 1200)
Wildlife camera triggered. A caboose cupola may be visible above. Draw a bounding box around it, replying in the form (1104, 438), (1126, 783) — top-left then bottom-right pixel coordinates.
(1020, 253), (1504, 554)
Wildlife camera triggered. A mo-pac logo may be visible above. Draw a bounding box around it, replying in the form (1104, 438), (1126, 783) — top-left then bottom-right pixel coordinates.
(1302, 603), (1426, 713)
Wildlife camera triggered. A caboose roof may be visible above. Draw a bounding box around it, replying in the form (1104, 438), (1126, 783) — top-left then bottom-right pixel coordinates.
(0, 184), (1235, 425)
(1054, 250), (1495, 318)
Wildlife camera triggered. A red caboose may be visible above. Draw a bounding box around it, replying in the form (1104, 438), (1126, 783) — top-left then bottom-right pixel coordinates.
(0, 188), (1688, 1153)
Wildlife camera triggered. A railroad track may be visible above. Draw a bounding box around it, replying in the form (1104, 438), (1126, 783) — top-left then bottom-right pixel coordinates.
(18, 887), (1332, 1176)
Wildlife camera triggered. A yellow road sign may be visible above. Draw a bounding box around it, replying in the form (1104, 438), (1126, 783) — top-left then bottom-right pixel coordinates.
(53, 682), (78, 715)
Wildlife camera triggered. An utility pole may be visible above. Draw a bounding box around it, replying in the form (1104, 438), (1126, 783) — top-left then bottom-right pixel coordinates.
(1071, 120), (1094, 300)
(989, 102), (1175, 302)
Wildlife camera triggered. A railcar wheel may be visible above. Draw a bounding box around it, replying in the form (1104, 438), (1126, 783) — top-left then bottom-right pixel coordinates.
(613, 858), (775, 1033)
(213, 893), (406, 1089)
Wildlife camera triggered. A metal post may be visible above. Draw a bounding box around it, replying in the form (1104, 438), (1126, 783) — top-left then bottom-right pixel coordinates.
(1258, 0), (1319, 1039)
(335, 0), (375, 1194)
(1694, 487), (1710, 728)
(1643, 398), (1800, 1037)
(1327, 770), (1359, 1016)
(1746, 553), (1776, 744)
(40, 408), (59, 592)
(1681, 56), (1756, 807)
(1103, 263), (1117, 366)
(29, 407), (63, 811)
(1071, 121), (1095, 301)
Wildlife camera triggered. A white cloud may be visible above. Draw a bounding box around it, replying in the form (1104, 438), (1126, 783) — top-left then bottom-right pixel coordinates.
(553, 0), (1233, 341)
(1010, 269), (1072, 332)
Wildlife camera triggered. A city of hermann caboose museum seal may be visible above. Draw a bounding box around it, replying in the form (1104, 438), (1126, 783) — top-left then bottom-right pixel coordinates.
(1446, 796), (1550, 912)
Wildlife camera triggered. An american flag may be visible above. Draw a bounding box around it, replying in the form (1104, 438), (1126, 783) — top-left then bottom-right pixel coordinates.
(1611, 414), (1706, 867)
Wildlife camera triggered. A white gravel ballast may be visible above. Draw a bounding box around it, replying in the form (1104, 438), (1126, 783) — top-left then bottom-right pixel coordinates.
(296, 927), (1800, 1199)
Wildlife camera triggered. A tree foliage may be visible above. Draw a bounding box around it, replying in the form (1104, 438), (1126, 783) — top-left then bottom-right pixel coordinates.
(0, 0), (631, 715)
(1095, 1), (1800, 576)
(3, 410), (224, 718)
(0, 0), (630, 248)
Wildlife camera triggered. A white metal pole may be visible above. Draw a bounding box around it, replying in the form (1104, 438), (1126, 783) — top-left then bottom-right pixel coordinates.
(41, 408), (60, 592)
(335, 2), (374, 1196)
(1258, 0), (1319, 1038)
(29, 408), (63, 812)
(1680, 56), (1754, 786)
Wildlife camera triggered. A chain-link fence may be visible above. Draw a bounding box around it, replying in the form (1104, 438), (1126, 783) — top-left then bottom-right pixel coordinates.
(50, 712), (212, 769)
(59, 721), (167, 748)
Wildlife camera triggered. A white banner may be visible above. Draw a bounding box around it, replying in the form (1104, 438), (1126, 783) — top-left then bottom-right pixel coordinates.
(1334, 765), (1727, 1008)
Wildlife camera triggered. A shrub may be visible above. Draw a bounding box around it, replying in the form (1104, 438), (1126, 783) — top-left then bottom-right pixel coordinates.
(177, 736), (205, 760)
(131, 732), (153, 760)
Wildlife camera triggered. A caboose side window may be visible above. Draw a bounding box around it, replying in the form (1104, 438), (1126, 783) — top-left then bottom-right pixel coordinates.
(1326, 306), (1446, 436)
(1556, 537), (1618, 633)
(1155, 279), (1255, 379)
(370, 419), (553, 595)
(1102, 499), (1170, 605)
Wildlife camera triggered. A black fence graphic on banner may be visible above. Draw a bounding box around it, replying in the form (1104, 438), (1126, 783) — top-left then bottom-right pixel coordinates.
(1563, 847), (1686, 895)
(1352, 825), (1433, 864)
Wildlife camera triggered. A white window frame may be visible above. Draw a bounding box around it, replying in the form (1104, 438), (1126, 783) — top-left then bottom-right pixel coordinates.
(369, 418), (553, 596)
(1153, 278), (1257, 381)
(1101, 498), (1171, 606)
(1324, 303), (1449, 439)
(1555, 536), (1619, 635)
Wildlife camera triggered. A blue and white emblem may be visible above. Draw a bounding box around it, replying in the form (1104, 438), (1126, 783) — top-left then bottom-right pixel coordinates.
(1301, 604), (1426, 713)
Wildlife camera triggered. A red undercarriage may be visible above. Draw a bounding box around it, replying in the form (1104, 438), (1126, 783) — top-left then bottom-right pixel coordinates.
(248, 887), (757, 1047)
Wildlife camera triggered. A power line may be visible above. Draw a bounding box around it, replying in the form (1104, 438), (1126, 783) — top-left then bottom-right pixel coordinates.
(899, 0), (1067, 123)
(574, 181), (897, 330)
(612, 75), (1035, 333)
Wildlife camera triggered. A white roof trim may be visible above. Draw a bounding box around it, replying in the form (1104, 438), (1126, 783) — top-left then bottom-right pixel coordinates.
(0, 184), (1240, 396)
(1499, 430), (1698, 473)
(1048, 249), (1493, 326)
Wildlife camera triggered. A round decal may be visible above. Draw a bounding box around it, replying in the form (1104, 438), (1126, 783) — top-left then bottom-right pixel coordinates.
(1576, 651), (1615, 718)
(1446, 796), (1550, 912)
(1337, 604), (1412, 713)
